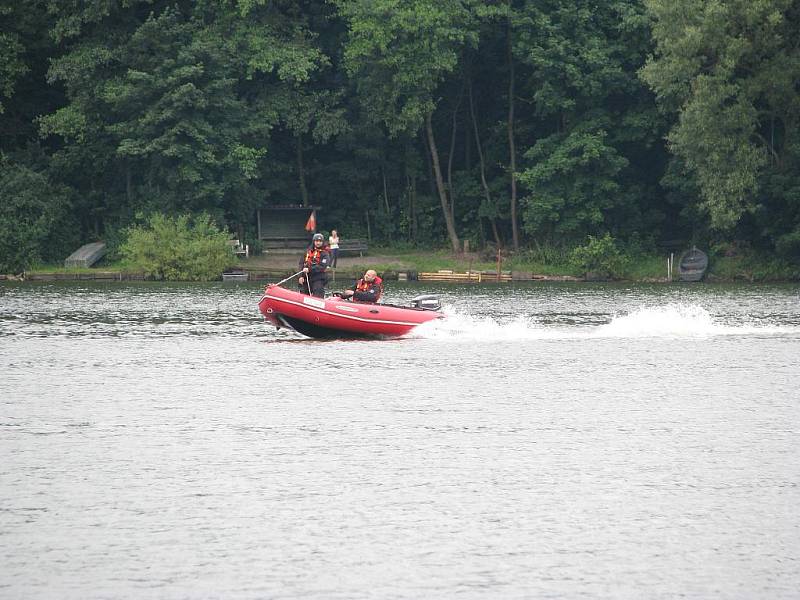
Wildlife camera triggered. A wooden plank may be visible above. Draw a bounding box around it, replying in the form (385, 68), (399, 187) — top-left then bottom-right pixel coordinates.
(418, 271), (512, 282)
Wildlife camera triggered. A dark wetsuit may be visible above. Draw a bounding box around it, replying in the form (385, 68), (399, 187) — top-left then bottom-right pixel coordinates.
(349, 276), (383, 303)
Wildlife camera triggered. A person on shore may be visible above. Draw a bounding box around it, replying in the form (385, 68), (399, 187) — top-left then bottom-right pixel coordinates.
(340, 269), (383, 303)
(328, 230), (340, 268)
(298, 233), (330, 298)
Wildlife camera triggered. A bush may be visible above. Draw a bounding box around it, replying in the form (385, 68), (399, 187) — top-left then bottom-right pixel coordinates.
(570, 233), (627, 279)
(775, 230), (800, 259)
(120, 212), (232, 281)
(710, 251), (800, 281)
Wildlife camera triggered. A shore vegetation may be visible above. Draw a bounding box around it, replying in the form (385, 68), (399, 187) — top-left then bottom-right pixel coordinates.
(119, 213), (231, 281)
(1, 2), (799, 278)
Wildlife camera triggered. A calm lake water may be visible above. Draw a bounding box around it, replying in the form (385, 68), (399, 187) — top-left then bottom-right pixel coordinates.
(1, 280), (799, 599)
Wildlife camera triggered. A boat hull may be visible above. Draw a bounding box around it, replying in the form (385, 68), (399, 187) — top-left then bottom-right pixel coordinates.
(679, 248), (709, 282)
(258, 284), (442, 339)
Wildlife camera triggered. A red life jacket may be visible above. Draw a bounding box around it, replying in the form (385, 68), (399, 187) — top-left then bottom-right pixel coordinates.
(303, 248), (325, 267)
(355, 276), (383, 301)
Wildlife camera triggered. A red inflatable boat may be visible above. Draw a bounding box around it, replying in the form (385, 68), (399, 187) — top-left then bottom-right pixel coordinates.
(258, 284), (443, 339)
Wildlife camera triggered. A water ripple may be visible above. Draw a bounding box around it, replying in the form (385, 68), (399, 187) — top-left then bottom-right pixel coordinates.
(1, 281), (799, 599)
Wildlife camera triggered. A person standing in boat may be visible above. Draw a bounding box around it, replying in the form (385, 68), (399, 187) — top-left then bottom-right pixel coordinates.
(328, 229), (340, 268)
(340, 269), (382, 303)
(298, 233), (330, 298)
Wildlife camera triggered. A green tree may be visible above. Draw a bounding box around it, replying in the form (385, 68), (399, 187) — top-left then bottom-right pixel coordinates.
(39, 1), (335, 235)
(338, 0), (479, 253)
(511, 0), (664, 244)
(642, 0), (800, 233)
(519, 126), (628, 237)
(0, 10), (26, 115)
(0, 1), (64, 149)
(14, 0), (798, 266)
(0, 156), (78, 273)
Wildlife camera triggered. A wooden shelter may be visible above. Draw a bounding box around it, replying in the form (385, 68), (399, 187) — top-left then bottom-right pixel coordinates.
(257, 205), (320, 250)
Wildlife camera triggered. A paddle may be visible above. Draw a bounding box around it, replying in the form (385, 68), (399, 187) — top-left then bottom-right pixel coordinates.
(275, 270), (304, 287)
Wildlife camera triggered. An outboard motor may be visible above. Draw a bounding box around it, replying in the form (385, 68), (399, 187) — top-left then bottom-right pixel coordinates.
(410, 294), (441, 311)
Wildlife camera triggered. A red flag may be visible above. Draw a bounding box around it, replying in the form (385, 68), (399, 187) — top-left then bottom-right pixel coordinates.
(304, 210), (316, 232)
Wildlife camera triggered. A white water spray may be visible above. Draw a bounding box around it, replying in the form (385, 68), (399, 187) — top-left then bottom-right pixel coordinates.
(411, 303), (799, 341)
(594, 304), (724, 338)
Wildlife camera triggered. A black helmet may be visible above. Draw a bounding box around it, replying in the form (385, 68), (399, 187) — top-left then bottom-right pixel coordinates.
(312, 233), (324, 242)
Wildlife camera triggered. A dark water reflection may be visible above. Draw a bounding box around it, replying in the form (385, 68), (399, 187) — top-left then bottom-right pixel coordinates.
(1, 281), (799, 599)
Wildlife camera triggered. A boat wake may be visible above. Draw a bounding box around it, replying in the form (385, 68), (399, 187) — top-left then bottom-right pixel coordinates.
(591, 304), (789, 338)
(410, 303), (800, 341)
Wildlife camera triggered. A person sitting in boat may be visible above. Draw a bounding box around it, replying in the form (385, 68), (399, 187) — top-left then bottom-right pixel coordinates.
(340, 269), (383, 303)
(298, 233), (330, 298)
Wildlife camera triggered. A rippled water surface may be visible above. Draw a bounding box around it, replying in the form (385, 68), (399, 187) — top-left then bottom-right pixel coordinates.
(2, 281), (799, 599)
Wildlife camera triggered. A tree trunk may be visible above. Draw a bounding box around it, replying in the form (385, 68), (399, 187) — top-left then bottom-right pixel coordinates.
(468, 77), (501, 247)
(406, 174), (417, 241)
(126, 162), (132, 205)
(296, 133), (309, 207)
(464, 114), (471, 170)
(405, 142), (419, 241)
(381, 165), (390, 213)
(90, 177), (99, 237)
(447, 85), (463, 224)
(491, 219), (502, 246)
(507, 12), (520, 251)
(425, 112), (460, 253)
(411, 175), (418, 240)
(771, 115), (774, 165)
(424, 137), (436, 197)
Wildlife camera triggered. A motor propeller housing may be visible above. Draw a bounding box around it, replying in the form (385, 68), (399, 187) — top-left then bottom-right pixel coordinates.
(410, 295), (441, 311)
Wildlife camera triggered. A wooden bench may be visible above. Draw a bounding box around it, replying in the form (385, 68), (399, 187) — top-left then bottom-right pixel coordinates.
(336, 239), (369, 257)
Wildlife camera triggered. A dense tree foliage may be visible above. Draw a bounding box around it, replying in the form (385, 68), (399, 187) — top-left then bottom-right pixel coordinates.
(1, 0), (798, 271)
(642, 0), (800, 256)
(0, 155), (79, 272)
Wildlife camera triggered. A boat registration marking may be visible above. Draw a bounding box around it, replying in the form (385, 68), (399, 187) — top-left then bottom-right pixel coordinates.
(302, 297), (326, 309)
(335, 305), (359, 312)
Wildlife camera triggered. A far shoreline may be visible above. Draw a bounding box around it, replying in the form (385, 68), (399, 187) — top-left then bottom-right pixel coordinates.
(3, 248), (798, 284)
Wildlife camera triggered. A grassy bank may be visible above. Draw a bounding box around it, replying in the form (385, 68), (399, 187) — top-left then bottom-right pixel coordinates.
(337, 248), (581, 276)
(341, 247), (799, 282)
(707, 253), (800, 282)
(11, 247), (799, 282)
(341, 247), (646, 279)
(17, 263), (128, 274)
